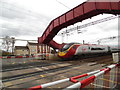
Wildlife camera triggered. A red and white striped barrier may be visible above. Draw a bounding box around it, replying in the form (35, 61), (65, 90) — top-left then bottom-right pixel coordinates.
(70, 68), (106, 83)
(1, 55), (41, 59)
(65, 64), (119, 89)
(28, 64), (119, 90)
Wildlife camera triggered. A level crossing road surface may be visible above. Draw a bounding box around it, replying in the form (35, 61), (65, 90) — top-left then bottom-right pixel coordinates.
(1, 54), (119, 89)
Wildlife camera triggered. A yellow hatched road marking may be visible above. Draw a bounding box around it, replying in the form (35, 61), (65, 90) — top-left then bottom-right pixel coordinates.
(20, 79), (23, 80)
(100, 78), (120, 84)
(12, 62), (15, 64)
(48, 87), (51, 88)
(91, 83), (110, 88)
(40, 75), (45, 77)
(4, 82), (12, 86)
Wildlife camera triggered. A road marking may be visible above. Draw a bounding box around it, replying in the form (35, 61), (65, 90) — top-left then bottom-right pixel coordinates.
(35, 68), (42, 70)
(48, 87), (51, 88)
(100, 78), (120, 84)
(19, 79), (23, 81)
(4, 82), (12, 86)
(40, 75), (45, 77)
(41, 67), (48, 69)
(91, 83), (110, 88)
(12, 62), (15, 64)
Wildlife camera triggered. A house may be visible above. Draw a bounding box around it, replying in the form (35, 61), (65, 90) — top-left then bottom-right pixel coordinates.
(14, 42), (51, 56)
(14, 46), (29, 56)
(27, 42), (50, 56)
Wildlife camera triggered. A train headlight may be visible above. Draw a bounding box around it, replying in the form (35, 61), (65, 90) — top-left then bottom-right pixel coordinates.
(64, 51), (68, 53)
(58, 51), (68, 56)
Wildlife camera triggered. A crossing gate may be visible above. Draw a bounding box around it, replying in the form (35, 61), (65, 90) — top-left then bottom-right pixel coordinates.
(28, 64), (119, 90)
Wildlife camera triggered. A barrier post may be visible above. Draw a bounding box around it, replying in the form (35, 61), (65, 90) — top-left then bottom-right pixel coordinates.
(112, 52), (120, 63)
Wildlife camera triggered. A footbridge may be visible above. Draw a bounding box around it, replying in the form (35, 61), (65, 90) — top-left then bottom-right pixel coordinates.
(38, 0), (120, 49)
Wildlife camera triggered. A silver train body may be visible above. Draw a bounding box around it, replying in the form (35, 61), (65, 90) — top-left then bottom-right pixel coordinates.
(58, 43), (119, 58)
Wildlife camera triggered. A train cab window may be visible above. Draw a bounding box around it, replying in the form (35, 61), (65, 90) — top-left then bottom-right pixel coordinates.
(60, 43), (73, 51)
(72, 46), (76, 49)
(91, 48), (105, 50)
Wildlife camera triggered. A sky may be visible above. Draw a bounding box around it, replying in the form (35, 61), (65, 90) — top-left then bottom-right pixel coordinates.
(0, 0), (119, 48)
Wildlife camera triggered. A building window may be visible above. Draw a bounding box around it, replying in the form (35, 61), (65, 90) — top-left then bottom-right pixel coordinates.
(32, 46), (36, 48)
(31, 49), (36, 52)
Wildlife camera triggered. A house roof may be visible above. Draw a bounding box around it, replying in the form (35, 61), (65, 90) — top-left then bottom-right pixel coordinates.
(15, 46), (29, 50)
(27, 42), (38, 45)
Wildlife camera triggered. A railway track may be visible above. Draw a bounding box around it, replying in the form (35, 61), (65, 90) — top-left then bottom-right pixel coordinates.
(2, 54), (114, 88)
(3, 63), (102, 88)
(2, 63), (73, 81)
(2, 62), (62, 72)
(2, 65), (73, 82)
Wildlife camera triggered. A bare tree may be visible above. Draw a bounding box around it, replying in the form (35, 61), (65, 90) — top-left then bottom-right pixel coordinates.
(2, 36), (12, 52)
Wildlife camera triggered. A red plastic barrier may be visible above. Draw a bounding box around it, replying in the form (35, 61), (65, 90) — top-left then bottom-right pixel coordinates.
(7, 56), (11, 58)
(28, 85), (42, 90)
(26, 56), (29, 58)
(80, 75), (96, 88)
(15, 56), (23, 58)
(32, 55), (35, 57)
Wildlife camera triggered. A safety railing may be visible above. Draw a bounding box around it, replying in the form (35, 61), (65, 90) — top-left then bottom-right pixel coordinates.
(65, 64), (119, 89)
(28, 63), (119, 90)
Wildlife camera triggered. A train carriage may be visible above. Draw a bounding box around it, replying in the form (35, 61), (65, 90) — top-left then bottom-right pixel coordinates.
(58, 43), (119, 59)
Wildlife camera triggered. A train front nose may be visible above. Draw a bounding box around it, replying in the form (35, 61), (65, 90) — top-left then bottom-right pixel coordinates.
(58, 51), (66, 58)
(58, 50), (71, 58)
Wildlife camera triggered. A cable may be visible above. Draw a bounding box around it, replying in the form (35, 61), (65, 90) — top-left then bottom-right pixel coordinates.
(59, 15), (119, 36)
(56, 0), (86, 19)
(56, 0), (71, 10)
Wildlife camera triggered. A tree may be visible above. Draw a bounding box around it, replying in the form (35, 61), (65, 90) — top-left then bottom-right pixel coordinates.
(2, 36), (15, 53)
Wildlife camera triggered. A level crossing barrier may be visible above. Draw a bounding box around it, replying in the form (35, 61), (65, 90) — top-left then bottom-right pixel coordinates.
(65, 64), (119, 89)
(28, 63), (119, 90)
(1, 54), (44, 59)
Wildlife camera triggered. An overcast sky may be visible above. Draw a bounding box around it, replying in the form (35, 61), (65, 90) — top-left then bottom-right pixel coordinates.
(0, 0), (119, 47)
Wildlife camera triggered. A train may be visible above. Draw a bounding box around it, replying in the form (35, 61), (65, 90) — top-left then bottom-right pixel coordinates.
(58, 43), (119, 59)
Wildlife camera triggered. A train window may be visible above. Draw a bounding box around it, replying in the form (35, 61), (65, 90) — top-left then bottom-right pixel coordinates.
(60, 43), (74, 51)
(72, 46), (76, 49)
(112, 48), (118, 50)
(91, 48), (105, 50)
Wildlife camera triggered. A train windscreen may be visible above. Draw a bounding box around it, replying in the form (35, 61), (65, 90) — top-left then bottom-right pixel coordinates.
(60, 43), (74, 51)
